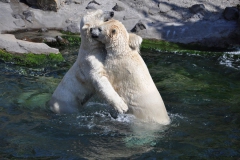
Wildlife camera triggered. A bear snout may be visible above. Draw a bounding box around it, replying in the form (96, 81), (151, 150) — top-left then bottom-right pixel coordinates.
(90, 28), (100, 38)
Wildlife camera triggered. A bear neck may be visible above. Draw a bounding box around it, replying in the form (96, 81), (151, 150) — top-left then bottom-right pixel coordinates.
(80, 37), (101, 51)
(105, 40), (131, 56)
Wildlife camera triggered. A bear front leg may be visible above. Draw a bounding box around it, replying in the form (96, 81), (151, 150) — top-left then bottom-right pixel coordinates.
(92, 75), (128, 114)
(86, 55), (128, 114)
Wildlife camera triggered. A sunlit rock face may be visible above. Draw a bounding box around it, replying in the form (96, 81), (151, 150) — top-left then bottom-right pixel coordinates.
(0, 0), (10, 3)
(26, 0), (63, 12)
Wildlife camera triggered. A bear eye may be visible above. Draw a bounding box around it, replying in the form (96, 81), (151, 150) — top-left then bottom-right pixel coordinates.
(111, 29), (116, 34)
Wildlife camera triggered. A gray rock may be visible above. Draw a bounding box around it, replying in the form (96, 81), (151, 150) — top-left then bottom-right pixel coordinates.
(123, 15), (139, 21)
(13, 19), (26, 27)
(112, 3), (124, 11)
(148, 7), (160, 15)
(56, 36), (69, 45)
(195, 28), (240, 49)
(0, 0), (10, 3)
(44, 37), (57, 43)
(86, 0), (100, 9)
(65, 23), (80, 33)
(159, 2), (172, 13)
(1, 0), (240, 50)
(23, 10), (33, 23)
(73, 0), (85, 4)
(26, 0), (61, 12)
(0, 3), (19, 32)
(223, 7), (239, 21)
(25, 16), (32, 23)
(25, 0), (38, 7)
(65, 0), (73, 5)
(86, 4), (97, 10)
(131, 21), (146, 32)
(188, 13), (205, 22)
(56, 36), (64, 43)
(0, 34), (59, 54)
(38, 28), (48, 32)
(126, 0), (146, 9)
(65, 19), (72, 23)
(189, 4), (205, 14)
(12, 14), (24, 19)
(181, 10), (192, 20)
(38, 0), (60, 12)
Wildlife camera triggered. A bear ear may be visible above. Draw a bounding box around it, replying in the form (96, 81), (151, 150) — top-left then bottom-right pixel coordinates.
(82, 24), (90, 30)
(111, 29), (116, 35)
(128, 33), (143, 52)
(110, 25), (119, 38)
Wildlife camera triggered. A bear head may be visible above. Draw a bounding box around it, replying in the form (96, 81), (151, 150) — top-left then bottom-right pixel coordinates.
(80, 10), (114, 42)
(90, 19), (129, 45)
(90, 19), (142, 52)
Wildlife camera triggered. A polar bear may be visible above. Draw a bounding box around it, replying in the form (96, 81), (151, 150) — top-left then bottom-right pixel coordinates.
(90, 19), (170, 124)
(49, 10), (141, 114)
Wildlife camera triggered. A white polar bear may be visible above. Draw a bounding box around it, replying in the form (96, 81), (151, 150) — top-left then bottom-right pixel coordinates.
(49, 10), (141, 114)
(90, 19), (170, 124)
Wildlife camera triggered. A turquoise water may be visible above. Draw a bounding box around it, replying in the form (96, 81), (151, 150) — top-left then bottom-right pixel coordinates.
(0, 46), (240, 159)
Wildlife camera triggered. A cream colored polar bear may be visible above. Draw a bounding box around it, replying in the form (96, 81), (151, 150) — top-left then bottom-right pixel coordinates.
(49, 10), (140, 114)
(91, 19), (170, 124)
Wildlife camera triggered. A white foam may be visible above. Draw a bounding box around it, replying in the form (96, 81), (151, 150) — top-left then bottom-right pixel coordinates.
(219, 52), (240, 70)
(114, 114), (136, 123)
(169, 113), (186, 120)
(224, 51), (240, 55)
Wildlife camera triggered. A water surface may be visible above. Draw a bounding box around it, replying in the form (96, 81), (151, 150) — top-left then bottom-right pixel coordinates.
(0, 46), (240, 159)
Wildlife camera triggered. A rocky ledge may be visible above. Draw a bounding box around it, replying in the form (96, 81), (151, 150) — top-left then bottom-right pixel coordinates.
(0, 34), (59, 54)
(0, 0), (239, 66)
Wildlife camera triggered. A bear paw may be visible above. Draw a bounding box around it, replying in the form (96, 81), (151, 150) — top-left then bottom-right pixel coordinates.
(115, 100), (128, 114)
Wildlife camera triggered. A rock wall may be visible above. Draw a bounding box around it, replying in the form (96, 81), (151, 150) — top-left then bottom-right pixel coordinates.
(0, 0), (239, 49)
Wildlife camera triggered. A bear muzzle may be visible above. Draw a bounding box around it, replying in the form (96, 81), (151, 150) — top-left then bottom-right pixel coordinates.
(90, 27), (101, 38)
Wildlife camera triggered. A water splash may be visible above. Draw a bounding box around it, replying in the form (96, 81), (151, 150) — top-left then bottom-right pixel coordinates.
(219, 51), (240, 70)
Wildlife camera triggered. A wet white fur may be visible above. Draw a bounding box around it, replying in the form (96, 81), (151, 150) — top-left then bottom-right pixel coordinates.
(49, 10), (141, 114)
(95, 19), (170, 124)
